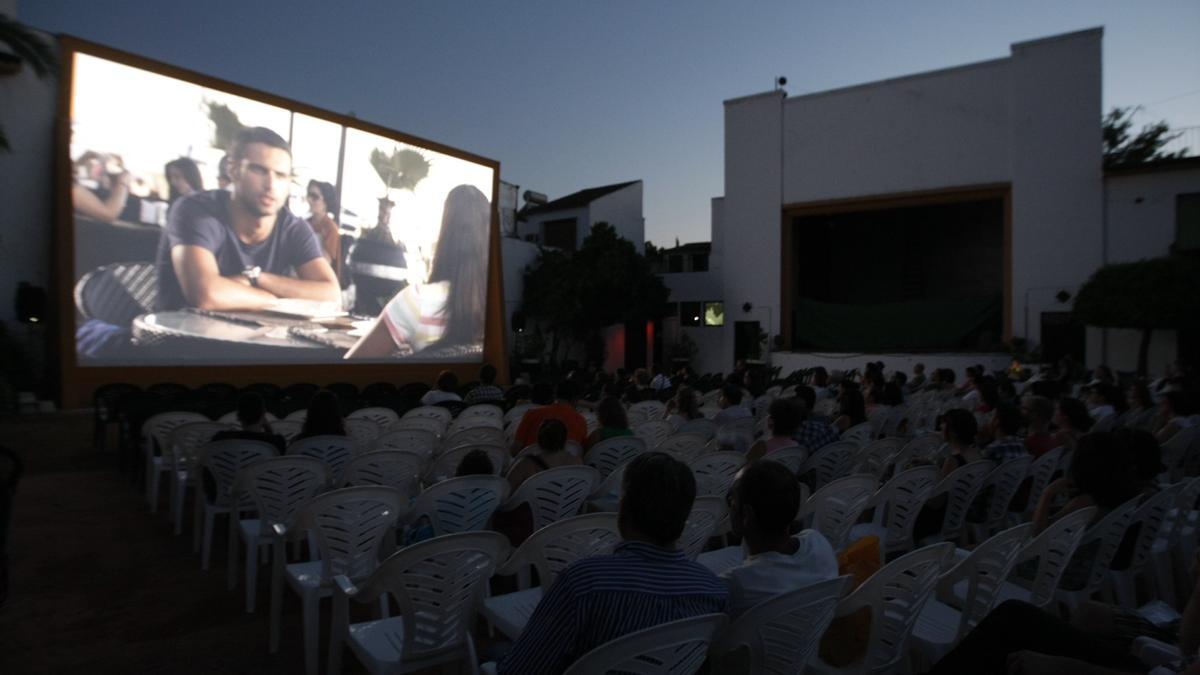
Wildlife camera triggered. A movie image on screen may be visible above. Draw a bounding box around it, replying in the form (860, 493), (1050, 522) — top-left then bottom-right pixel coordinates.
(68, 52), (495, 366)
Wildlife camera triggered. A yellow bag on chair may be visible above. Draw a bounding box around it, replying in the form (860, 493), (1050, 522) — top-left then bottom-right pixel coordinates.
(817, 535), (882, 666)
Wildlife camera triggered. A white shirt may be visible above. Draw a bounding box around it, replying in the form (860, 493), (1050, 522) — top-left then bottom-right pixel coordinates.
(720, 530), (839, 618)
(650, 374), (672, 391)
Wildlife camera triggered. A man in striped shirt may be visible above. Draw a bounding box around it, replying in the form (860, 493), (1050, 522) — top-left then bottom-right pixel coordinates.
(496, 452), (728, 674)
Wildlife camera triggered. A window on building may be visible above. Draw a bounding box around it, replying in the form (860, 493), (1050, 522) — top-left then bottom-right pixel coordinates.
(1177, 193), (1200, 253)
(680, 301), (702, 327)
(668, 255), (683, 273)
(543, 218), (578, 252)
(524, 233), (540, 243)
(692, 254), (709, 272)
(704, 301), (724, 326)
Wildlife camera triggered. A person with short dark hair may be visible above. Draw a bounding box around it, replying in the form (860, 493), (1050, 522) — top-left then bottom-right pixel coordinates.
(507, 418), (580, 491)
(747, 398), (802, 462)
(497, 452), (728, 674)
(464, 363), (504, 405)
(511, 380), (587, 453)
(212, 392), (286, 453)
(793, 389), (840, 452)
(296, 390), (346, 440)
(585, 395), (634, 450)
(721, 460), (838, 617)
(713, 383), (751, 427)
(1054, 397), (1095, 453)
(1022, 395), (1058, 457)
(833, 385), (867, 433)
(454, 448), (494, 476)
(154, 126), (340, 311)
(939, 408), (981, 478)
(983, 401), (1026, 463)
(421, 370), (462, 405)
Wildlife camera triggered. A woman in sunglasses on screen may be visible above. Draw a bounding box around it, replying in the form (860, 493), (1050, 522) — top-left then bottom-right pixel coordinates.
(344, 184), (488, 359)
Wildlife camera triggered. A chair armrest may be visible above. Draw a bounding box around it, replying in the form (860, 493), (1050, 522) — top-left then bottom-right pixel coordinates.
(333, 574), (359, 599)
(1132, 636), (1183, 667)
(272, 522), (289, 539)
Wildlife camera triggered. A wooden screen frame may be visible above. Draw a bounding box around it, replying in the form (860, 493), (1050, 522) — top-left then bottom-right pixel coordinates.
(779, 183), (1012, 348)
(54, 36), (508, 407)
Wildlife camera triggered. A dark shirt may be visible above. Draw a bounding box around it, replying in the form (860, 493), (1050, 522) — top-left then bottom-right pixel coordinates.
(155, 190), (324, 310)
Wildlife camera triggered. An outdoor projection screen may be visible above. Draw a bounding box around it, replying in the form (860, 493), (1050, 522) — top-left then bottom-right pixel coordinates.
(63, 44), (497, 369)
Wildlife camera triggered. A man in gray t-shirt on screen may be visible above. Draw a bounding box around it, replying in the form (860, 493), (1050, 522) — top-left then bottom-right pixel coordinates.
(154, 126), (339, 311)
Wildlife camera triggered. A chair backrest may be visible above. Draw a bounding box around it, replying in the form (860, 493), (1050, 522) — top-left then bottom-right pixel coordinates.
(1020, 506), (1097, 608)
(351, 531), (509, 664)
(284, 408), (308, 422)
(343, 418), (381, 450)
(981, 455), (1034, 532)
(340, 450), (425, 503)
(446, 414), (504, 438)
(711, 576), (850, 675)
(679, 496), (728, 560)
(798, 440), (858, 490)
(751, 394), (775, 421)
(505, 465), (601, 531)
(676, 418), (717, 440)
(286, 435), (358, 484)
(841, 422), (873, 446)
(167, 421), (234, 470)
(402, 405), (453, 425)
(1162, 427), (1200, 480)
(931, 460), (993, 543)
(440, 426), (506, 453)
(347, 406), (399, 430)
(407, 475), (510, 535)
(854, 438), (906, 480)
(1123, 486), (1181, 573)
(561, 613), (728, 675)
(233, 456), (329, 532)
(200, 439), (278, 507)
(635, 420), (675, 448)
(870, 466), (939, 554)
(374, 428), (438, 459)
(833, 542), (954, 674)
(938, 523), (1032, 642)
(655, 433), (710, 463)
(426, 443), (507, 483)
(500, 512), (621, 588)
(584, 436), (647, 477)
(457, 403), (505, 426)
(73, 261), (158, 325)
(899, 433), (945, 466)
(1071, 497), (1139, 595)
(766, 445), (809, 476)
(270, 419), (303, 445)
(504, 403), (537, 427)
(801, 474), (877, 550)
(689, 451), (747, 498)
(813, 398), (838, 418)
(1020, 447), (1063, 514)
(629, 399), (666, 421)
(297, 486), (406, 581)
(143, 411), (210, 455)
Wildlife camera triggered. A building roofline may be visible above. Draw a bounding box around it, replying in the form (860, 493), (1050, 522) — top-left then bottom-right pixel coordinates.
(1104, 156), (1200, 176)
(1011, 26), (1103, 50)
(723, 90), (786, 106)
(783, 57), (1008, 106)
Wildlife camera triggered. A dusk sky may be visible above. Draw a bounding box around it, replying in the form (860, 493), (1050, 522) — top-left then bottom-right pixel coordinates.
(21, 1), (1200, 248)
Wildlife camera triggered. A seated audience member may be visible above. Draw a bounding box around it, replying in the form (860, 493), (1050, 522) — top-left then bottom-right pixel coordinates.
(585, 395), (634, 451)
(715, 425), (753, 455)
(508, 419), (579, 491)
(455, 448), (495, 476)
(154, 127), (340, 311)
(664, 386), (705, 428)
(511, 381), (588, 454)
(832, 385), (867, 433)
(1157, 390), (1196, 443)
(937, 408), (981, 479)
(497, 452), (728, 674)
(463, 363), (504, 405)
(1032, 432), (1138, 536)
(1088, 383), (1122, 422)
(1054, 396), (1096, 453)
(212, 392), (286, 453)
(1119, 428), (1167, 497)
(72, 151), (141, 224)
(982, 401), (1026, 463)
(747, 398), (802, 462)
(722, 459), (838, 618)
(713, 384), (753, 426)
(296, 391), (346, 440)
(793, 386), (840, 452)
(907, 362), (927, 392)
(1022, 395), (1059, 457)
(810, 367), (833, 400)
(649, 364), (672, 392)
(421, 370), (462, 406)
(1121, 383), (1156, 431)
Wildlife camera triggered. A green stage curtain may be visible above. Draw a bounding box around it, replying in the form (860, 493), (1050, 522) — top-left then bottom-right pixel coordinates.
(792, 295), (1002, 351)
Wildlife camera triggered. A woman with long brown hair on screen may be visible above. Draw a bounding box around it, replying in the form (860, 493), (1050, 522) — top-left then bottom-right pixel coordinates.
(345, 184), (488, 359)
(305, 180), (342, 278)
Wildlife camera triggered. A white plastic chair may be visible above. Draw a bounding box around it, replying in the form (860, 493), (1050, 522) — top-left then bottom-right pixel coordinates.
(275, 486), (406, 675)
(853, 438), (906, 480)
(142, 410), (209, 512)
(655, 432), (710, 463)
(813, 398), (838, 418)
(402, 475), (510, 536)
(1017, 448), (1063, 519)
(193, 438), (277, 571)
(481, 513), (621, 640)
(899, 433), (945, 466)
(849, 466), (939, 557)
(809, 542), (954, 675)
(329, 531), (509, 675)
(676, 418), (717, 440)
(841, 422), (873, 446)
(270, 419), (303, 445)
(560, 613), (727, 675)
(972, 455), (1032, 539)
(343, 418), (381, 451)
(1054, 497), (1139, 615)
(1152, 476), (1200, 607)
(800, 474), (877, 551)
(166, 420), (234, 534)
(586, 459), (631, 513)
(287, 434), (358, 484)
(391, 415), (446, 437)
(629, 399), (666, 422)
(1107, 486), (1180, 608)
(459, 401), (505, 423)
(635, 419), (675, 448)
(1162, 427), (1199, 481)
(911, 523), (1032, 667)
(446, 415), (505, 439)
(680, 495), (728, 559)
(584, 435), (647, 478)
(689, 451), (746, 498)
(228, 456), (328, 615)
(766, 445), (809, 475)
(339, 450), (425, 503)
(710, 576), (851, 674)
(918, 460), (993, 546)
(440, 426), (506, 453)
(425, 443), (508, 483)
(797, 440), (858, 491)
(400, 404), (453, 425)
(498, 465), (600, 532)
(504, 403), (537, 428)
(347, 406), (399, 430)
(284, 408), (308, 422)
(373, 428), (438, 460)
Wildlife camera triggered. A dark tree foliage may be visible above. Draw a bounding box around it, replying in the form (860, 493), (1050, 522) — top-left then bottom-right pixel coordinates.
(523, 223), (669, 367)
(1103, 107), (1185, 168)
(1073, 256), (1200, 375)
(0, 17), (57, 152)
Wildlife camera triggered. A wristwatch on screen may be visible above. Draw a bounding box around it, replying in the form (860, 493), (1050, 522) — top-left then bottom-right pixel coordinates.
(244, 266), (262, 287)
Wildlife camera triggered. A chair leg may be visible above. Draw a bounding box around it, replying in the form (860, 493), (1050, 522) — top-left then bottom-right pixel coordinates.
(227, 513), (239, 591)
(193, 495), (204, 553)
(269, 543), (285, 653)
(148, 462), (161, 513)
(201, 509), (216, 571)
(172, 477), (187, 536)
(246, 535), (261, 613)
(302, 587), (319, 675)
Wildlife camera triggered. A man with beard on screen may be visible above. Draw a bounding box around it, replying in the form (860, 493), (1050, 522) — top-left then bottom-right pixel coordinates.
(154, 126), (340, 311)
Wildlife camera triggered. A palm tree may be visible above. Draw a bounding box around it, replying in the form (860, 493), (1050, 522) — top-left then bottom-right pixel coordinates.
(0, 16), (57, 152)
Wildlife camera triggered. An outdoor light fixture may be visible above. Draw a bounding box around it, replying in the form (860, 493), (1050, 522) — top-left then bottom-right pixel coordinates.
(742, 301), (753, 313)
(15, 282), (46, 324)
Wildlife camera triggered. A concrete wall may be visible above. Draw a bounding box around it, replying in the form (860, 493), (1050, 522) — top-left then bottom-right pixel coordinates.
(1105, 167), (1200, 263)
(501, 237), (541, 337)
(589, 182), (644, 252)
(517, 206), (586, 246)
(772, 351), (1012, 382)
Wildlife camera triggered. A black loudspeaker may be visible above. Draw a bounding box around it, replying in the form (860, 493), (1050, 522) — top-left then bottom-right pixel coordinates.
(15, 282), (46, 324)
(511, 310), (525, 332)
